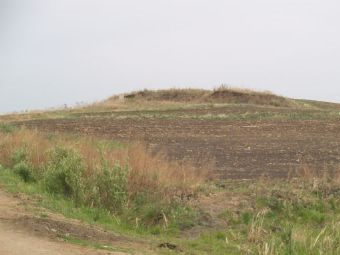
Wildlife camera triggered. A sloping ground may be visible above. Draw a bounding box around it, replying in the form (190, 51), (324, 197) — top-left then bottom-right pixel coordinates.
(297, 99), (340, 110)
(0, 188), (152, 255)
(209, 89), (290, 107)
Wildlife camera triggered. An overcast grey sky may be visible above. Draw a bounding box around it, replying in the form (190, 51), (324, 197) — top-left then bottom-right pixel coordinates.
(1, 0), (339, 113)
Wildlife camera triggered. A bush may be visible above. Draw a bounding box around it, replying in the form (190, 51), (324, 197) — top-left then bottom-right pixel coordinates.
(93, 161), (129, 213)
(11, 147), (35, 182)
(44, 147), (85, 204)
(12, 147), (29, 166)
(14, 161), (35, 182)
(0, 123), (16, 133)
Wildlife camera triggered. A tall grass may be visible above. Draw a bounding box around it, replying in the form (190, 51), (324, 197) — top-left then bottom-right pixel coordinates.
(0, 126), (209, 228)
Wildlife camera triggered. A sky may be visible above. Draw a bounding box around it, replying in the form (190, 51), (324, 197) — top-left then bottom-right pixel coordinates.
(0, 0), (339, 113)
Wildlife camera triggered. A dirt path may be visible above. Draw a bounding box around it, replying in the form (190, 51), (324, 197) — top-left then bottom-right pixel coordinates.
(0, 189), (147, 255)
(0, 222), (124, 255)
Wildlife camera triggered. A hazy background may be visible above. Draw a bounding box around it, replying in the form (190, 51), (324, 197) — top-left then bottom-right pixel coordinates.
(1, 0), (339, 113)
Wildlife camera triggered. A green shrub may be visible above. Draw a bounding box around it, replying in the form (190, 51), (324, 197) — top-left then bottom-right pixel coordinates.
(215, 231), (227, 240)
(125, 197), (198, 232)
(44, 147), (85, 204)
(14, 161), (35, 182)
(93, 161), (129, 213)
(0, 123), (17, 133)
(242, 211), (253, 225)
(11, 147), (35, 182)
(139, 203), (165, 226)
(12, 147), (29, 166)
(169, 205), (198, 230)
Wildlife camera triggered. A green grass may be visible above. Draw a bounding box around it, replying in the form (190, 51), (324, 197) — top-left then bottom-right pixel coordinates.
(0, 123), (17, 133)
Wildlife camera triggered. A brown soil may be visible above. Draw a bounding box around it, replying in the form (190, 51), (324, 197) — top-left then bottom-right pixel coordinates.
(0, 188), (154, 255)
(17, 116), (340, 179)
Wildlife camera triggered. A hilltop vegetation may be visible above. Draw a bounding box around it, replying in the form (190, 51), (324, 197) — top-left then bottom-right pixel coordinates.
(99, 86), (293, 109)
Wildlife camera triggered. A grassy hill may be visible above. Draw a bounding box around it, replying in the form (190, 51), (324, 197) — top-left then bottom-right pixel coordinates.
(1, 87), (340, 123)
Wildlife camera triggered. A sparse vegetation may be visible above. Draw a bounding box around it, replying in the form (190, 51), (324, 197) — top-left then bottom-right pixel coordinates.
(0, 123), (17, 133)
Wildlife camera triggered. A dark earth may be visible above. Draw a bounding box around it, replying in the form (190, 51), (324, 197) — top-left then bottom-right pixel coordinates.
(16, 112), (340, 179)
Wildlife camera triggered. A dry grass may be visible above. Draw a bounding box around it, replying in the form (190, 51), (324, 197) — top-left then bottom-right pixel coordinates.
(0, 129), (50, 168)
(127, 144), (210, 199)
(213, 84), (274, 96)
(211, 85), (290, 107)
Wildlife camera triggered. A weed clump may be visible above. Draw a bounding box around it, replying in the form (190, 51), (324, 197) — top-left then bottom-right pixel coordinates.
(12, 146), (29, 165)
(0, 123), (17, 133)
(11, 147), (36, 182)
(44, 147), (85, 203)
(13, 161), (35, 182)
(92, 161), (129, 213)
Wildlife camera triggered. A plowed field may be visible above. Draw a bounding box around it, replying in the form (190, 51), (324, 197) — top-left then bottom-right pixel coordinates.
(17, 114), (340, 179)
